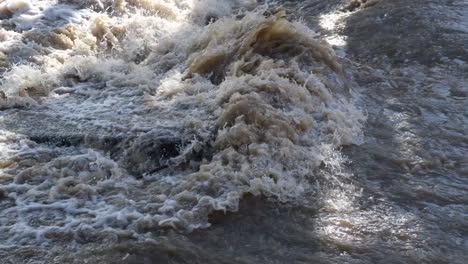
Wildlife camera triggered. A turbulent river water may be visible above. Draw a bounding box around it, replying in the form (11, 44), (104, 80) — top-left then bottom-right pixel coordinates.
(0, 0), (466, 263)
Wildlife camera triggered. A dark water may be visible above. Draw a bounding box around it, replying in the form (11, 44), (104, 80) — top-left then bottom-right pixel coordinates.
(0, 0), (467, 263)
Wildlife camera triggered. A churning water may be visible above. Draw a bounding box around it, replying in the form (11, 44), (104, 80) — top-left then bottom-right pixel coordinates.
(0, 0), (466, 263)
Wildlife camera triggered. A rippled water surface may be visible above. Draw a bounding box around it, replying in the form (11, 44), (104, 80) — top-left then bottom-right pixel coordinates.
(0, 0), (466, 263)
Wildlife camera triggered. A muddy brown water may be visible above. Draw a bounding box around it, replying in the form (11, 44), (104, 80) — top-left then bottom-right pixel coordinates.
(0, 0), (466, 263)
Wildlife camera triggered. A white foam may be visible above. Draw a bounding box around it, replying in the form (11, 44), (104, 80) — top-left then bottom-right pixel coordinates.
(0, 0), (366, 246)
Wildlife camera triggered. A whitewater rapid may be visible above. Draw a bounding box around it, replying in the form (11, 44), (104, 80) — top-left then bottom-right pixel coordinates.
(0, 0), (365, 245)
(1, 0), (466, 263)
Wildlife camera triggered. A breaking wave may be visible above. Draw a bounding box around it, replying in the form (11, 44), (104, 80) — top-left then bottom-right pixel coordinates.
(0, 0), (364, 245)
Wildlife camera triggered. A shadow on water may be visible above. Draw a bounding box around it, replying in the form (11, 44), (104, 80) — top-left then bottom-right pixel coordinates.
(341, 0), (468, 66)
(119, 195), (322, 264)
